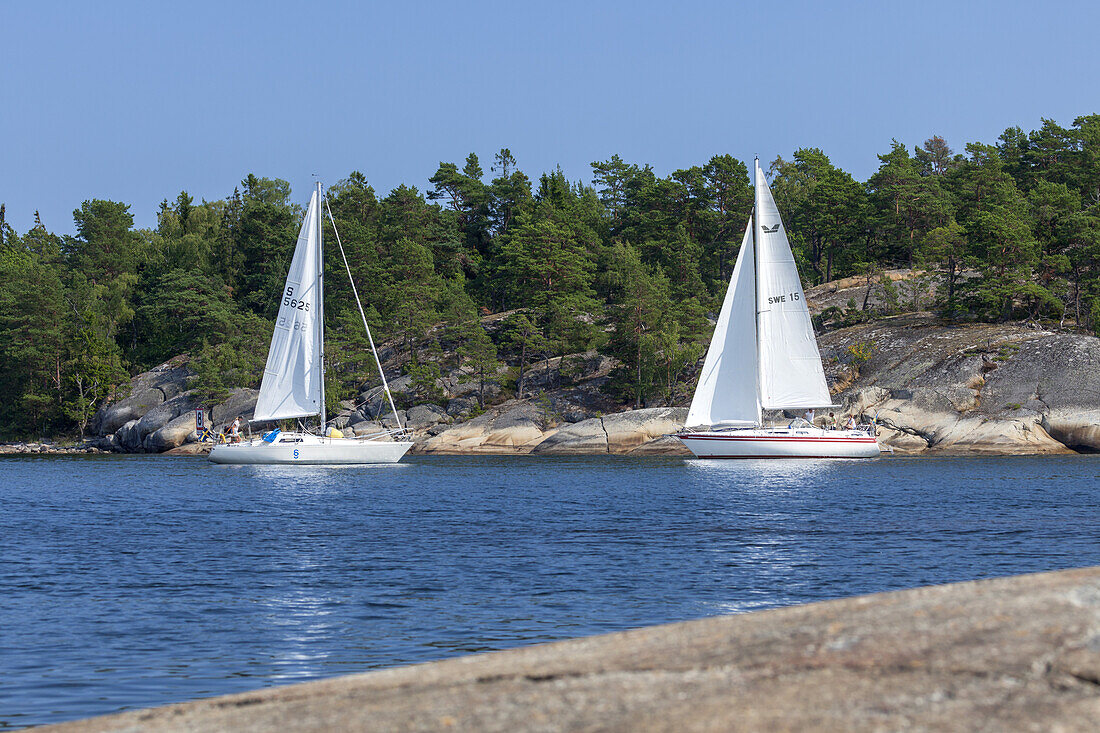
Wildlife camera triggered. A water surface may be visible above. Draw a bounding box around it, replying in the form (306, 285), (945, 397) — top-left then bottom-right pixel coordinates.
(2, 454), (1097, 728)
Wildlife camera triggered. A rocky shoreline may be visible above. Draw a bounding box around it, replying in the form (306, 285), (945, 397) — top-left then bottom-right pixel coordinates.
(0, 442), (110, 456)
(818, 314), (1100, 455)
(8, 273), (1100, 458)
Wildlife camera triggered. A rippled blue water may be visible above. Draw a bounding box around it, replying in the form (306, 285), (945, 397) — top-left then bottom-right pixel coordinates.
(2, 454), (1098, 728)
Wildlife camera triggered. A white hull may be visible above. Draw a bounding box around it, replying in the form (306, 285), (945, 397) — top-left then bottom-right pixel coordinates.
(678, 427), (880, 459)
(209, 433), (412, 465)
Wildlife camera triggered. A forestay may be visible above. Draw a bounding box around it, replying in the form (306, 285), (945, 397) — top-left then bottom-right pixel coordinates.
(753, 159), (832, 409)
(254, 191), (323, 421)
(685, 221), (761, 428)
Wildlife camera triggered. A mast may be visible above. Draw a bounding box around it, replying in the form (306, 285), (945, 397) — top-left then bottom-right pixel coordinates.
(317, 181), (327, 432)
(752, 158), (762, 427)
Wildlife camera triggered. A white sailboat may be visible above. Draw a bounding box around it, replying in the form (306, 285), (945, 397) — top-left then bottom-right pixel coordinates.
(677, 159), (880, 459)
(210, 183), (413, 465)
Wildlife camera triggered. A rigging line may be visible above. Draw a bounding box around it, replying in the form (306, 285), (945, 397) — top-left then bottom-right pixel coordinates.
(322, 193), (406, 434)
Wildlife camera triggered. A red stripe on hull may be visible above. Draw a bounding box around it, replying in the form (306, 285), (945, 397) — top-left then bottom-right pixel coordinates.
(680, 435), (876, 444)
(693, 454), (857, 459)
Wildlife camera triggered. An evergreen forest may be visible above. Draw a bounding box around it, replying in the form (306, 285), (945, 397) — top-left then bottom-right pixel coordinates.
(2, 115), (1100, 439)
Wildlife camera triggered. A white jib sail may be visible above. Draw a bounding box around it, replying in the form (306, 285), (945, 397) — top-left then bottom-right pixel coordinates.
(685, 220), (761, 428)
(753, 159), (832, 409)
(254, 191), (323, 421)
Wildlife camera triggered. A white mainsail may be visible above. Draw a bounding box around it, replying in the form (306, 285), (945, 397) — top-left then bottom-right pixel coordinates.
(752, 159), (831, 410)
(685, 221), (760, 428)
(253, 191), (323, 421)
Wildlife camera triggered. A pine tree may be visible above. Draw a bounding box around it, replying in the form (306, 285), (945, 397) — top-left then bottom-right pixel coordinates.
(501, 312), (546, 399)
(457, 324), (500, 408)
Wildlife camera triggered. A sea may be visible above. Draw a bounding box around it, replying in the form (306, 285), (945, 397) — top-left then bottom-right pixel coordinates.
(2, 453), (1098, 728)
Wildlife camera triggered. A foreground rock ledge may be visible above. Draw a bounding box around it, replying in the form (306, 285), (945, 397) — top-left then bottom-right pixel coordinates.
(44, 567), (1100, 732)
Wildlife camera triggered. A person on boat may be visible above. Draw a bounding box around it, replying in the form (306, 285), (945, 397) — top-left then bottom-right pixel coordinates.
(827, 412), (838, 430)
(803, 409), (815, 426)
(228, 416), (242, 443)
(844, 415), (857, 431)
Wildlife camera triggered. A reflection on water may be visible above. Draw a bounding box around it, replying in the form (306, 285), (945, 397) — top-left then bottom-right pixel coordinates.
(260, 588), (337, 681)
(1, 454), (1098, 728)
(684, 456), (867, 495)
(233, 462), (413, 496)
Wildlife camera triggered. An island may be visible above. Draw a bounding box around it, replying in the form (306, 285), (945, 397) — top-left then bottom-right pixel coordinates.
(4, 118), (1100, 457)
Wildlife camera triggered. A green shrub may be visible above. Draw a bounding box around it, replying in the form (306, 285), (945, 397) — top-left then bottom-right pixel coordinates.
(847, 341), (876, 365)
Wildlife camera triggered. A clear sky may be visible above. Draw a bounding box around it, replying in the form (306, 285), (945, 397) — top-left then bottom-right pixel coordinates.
(2, 0), (1097, 235)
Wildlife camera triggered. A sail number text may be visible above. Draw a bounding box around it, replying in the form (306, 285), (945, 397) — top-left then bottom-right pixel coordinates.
(767, 292), (801, 304)
(283, 286), (311, 312)
(278, 315), (311, 331)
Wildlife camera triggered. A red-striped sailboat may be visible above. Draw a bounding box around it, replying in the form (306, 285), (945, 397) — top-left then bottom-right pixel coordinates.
(676, 159), (880, 459)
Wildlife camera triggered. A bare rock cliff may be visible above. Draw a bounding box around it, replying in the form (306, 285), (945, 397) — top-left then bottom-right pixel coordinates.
(820, 314), (1100, 454)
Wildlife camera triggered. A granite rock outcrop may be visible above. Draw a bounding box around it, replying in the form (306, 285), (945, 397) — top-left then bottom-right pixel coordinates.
(414, 404), (689, 455)
(820, 314), (1100, 454)
(92, 356), (192, 436)
(87, 358), (260, 453)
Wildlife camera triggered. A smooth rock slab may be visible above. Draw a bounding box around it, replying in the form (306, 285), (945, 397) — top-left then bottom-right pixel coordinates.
(602, 407), (686, 453)
(532, 418), (608, 454)
(349, 421), (391, 439)
(627, 434), (692, 456)
(163, 442), (210, 456)
(43, 566), (1100, 732)
(93, 357), (192, 435)
(534, 408), (689, 455)
(1044, 409), (1100, 452)
(114, 419), (142, 452)
(137, 393), (198, 451)
(211, 388), (259, 428)
(419, 401), (550, 453)
(145, 412), (200, 453)
(405, 403), (448, 430)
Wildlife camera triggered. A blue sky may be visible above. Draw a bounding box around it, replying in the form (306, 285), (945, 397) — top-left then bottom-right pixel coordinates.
(2, 0), (1097, 234)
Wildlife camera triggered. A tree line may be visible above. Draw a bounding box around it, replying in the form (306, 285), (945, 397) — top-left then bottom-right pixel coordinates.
(2, 114), (1099, 439)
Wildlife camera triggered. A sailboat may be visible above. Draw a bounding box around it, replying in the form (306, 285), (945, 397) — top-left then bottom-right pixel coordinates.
(209, 183), (413, 465)
(677, 159), (880, 459)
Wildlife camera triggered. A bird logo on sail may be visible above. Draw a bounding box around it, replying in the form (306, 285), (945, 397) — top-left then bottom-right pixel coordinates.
(761, 223), (780, 233)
